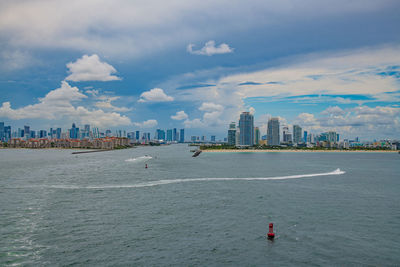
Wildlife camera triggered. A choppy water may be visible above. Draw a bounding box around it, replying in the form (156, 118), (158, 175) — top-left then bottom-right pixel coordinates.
(1, 145), (399, 266)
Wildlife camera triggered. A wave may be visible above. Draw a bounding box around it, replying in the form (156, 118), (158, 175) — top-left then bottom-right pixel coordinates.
(33, 169), (345, 190)
(125, 155), (153, 162)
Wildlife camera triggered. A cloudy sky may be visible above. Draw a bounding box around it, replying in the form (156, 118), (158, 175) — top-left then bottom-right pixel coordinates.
(0, 0), (399, 140)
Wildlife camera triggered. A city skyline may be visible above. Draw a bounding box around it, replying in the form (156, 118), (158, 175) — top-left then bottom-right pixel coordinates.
(0, 1), (400, 140)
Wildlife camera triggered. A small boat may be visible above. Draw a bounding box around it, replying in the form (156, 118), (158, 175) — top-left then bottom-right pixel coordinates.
(192, 150), (202, 157)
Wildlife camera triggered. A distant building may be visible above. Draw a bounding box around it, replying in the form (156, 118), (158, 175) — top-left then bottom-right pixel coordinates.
(24, 125), (30, 138)
(239, 112), (254, 146)
(173, 128), (177, 141)
(293, 125), (302, 144)
(166, 129), (173, 141)
(211, 135), (216, 142)
(282, 126), (292, 143)
(155, 129), (165, 140)
(0, 122), (4, 141)
(201, 135), (206, 142)
(303, 131), (308, 143)
(227, 122), (236, 146)
(135, 131), (140, 140)
(267, 117), (280, 146)
(69, 123), (79, 139)
(254, 127), (260, 145)
(179, 129), (185, 143)
(235, 126), (240, 146)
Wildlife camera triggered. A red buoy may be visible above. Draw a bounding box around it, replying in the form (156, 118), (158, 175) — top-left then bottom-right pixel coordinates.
(145, 164), (148, 169)
(267, 223), (275, 239)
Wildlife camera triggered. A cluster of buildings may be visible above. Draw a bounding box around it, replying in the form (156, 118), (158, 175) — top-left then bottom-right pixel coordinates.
(227, 112), (399, 150)
(0, 122), (188, 148)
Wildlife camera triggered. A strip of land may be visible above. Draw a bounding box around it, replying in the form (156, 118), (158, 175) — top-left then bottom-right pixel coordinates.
(201, 149), (398, 153)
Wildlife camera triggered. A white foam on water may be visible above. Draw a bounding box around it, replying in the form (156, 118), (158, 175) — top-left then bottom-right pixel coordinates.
(37, 169), (345, 190)
(125, 155), (153, 162)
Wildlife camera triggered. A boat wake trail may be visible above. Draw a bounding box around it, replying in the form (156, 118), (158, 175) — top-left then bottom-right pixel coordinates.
(125, 155), (152, 163)
(33, 169), (345, 190)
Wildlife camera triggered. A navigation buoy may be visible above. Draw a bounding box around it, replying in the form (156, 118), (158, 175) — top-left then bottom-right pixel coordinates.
(267, 223), (275, 239)
(145, 164), (148, 169)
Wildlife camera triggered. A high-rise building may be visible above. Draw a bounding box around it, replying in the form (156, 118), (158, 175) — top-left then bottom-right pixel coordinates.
(282, 126), (292, 143)
(135, 131), (140, 140)
(254, 127), (260, 145)
(4, 126), (11, 142)
(173, 128), (177, 141)
(293, 125), (302, 144)
(70, 123), (79, 139)
(30, 130), (36, 139)
(267, 117), (280, 146)
(24, 125), (30, 138)
(179, 129), (185, 143)
(166, 129), (173, 141)
(155, 129), (165, 140)
(303, 131), (308, 143)
(84, 124), (90, 138)
(235, 126), (240, 146)
(56, 128), (62, 139)
(39, 130), (47, 138)
(0, 122), (4, 141)
(239, 112), (254, 146)
(211, 135), (216, 142)
(227, 122), (236, 146)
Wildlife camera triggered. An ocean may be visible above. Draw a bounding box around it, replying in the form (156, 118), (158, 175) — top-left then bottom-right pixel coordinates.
(1, 144), (399, 266)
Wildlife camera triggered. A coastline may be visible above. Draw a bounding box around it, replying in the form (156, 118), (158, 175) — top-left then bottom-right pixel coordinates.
(201, 149), (398, 153)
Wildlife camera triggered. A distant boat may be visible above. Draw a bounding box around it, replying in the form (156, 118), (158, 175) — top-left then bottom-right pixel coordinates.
(192, 150), (202, 157)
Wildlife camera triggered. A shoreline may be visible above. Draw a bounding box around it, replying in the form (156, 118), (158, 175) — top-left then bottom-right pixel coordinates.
(201, 149), (398, 153)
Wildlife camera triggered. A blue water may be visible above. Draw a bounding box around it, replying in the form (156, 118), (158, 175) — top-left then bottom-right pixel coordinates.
(1, 145), (399, 266)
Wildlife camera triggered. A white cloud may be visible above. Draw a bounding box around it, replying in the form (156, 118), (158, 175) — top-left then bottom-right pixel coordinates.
(187, 40), (233, 56)
(0, 81), (131, 127)
(198, 102), (224, 112)
(94, 95), (131, 112)
(65, 54), (121, 82)
(138, 88), (174, 102)
(171, 110), (188, 120)
(184, 102), (225, 128)
(134, 119), (158, 128)
(321, 106), (345, 116)
(294, 106), (400, 138)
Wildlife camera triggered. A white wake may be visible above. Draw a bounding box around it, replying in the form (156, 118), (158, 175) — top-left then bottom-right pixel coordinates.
(125, 155), (153, 162)
(37, 169), (345, 190)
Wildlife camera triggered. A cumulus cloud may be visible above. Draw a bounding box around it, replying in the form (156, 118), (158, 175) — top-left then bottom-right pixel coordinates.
(94, 95), (131, 112)
(134, 119), (158, 128)
(293, 105), (400, 138)
(184, 102), (224, 128)
(65, 54), (121, 82)
(198, 102), (224, 112)
(171, 110), (188, 120)
(321, 106), (345, 116)
(138, 88), (174, 102)
(187, 40), (233, 56)
(0, 81), (131, 127)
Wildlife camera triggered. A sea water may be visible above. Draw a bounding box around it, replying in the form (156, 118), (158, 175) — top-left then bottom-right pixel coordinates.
(1, 144), (399, 266)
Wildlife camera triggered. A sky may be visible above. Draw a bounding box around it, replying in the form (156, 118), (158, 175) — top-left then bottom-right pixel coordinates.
(0, 0), (399, 140)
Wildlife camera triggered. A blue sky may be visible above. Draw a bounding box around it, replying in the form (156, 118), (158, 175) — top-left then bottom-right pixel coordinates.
(0, 0), (399, 140)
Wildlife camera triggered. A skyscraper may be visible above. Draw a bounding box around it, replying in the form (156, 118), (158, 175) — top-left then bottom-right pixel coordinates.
(254, 127), (260, 145)
(267, 117), (280, 146)
(239, 112), (254, 146)
(282, 126), (292, 143)
(293, 125), (302, 144)
(24, 125), (30, 138)
(0, 122), (4, 141)
(227, 122), (236, 146)
(166, 129), (173, 141)
(135, 131), (140, 140)
(179, 129), (185, 143)
(303, 131), (308, 143)
(173, 128), (177, 141)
